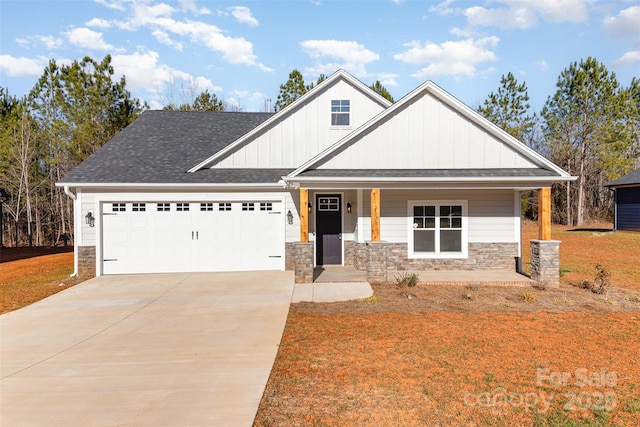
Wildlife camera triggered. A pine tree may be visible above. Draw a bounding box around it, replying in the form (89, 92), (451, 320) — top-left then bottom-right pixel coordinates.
(274, 69), (307, 112)
(369, 80), (394, 103)
(477, 72), (534, 142)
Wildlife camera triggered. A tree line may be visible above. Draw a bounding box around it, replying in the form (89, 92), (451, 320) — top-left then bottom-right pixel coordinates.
(1, 56), (637, 247)
(477, 58), (639, 226)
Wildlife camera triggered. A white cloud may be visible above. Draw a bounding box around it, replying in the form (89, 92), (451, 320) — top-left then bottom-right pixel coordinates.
(428, 0), (457, 16)
(110, 50), (219, 100)
(66, 27), (114, 51)
(300, 40), (379, 77)
(228, 6), (259, 27)
(178, 0), (210, 15)
(603, 6), (640, 39)
(104, 2), (271, 71)
(463, 0), (588, 29)
(465, 6), (538, 29)
(534, 60), (549, 71)
(38, 35), (64, 49)
(302, 40), (379, 63)
(614, 50), (640, 67)
(394, 37), (499, 79)
(16, 38), (30, 48)
(377, 73), (398, 87)
(391, 0), (404, 5)
(0, 55), (48, 76)
(152, 29), (184, 50)
(86, 18), (112, 28)
(93, 0), (126, 11)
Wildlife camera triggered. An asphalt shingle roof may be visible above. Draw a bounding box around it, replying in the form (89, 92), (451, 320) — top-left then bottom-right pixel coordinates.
(59, 110), (276, 184)
(606, 168), (640, 187)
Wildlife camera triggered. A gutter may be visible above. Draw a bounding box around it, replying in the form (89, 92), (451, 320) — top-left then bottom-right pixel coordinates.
(63, 186), (79, 278)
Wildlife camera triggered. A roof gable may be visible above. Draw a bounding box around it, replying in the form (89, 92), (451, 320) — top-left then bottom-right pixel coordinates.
(289, 81), (571, 179)
(188, 69), (392, 172)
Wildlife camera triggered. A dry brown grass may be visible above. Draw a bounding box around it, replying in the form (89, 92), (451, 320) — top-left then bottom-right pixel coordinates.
(256, 223), (640, 426)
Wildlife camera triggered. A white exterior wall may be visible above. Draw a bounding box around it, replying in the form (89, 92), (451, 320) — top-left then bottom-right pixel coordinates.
(77, 189), (297, 247)
(317, 92), (538, 170)
(214, 80), (386, 168)
(357, 189), (516, 243)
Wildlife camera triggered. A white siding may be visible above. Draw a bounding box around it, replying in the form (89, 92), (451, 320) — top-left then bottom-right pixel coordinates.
(358, 189), (515, 243)
(214, 80), (386, 168)
(317, 92), (539, 170)
(79, 190), (96, 247)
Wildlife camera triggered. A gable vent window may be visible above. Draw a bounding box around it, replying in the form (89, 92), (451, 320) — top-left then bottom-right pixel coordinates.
(331, 100), (350, 126)
(132, 203), (146, 212)
(112, 203), (126, 212)
(200, 202), (214, 211)
(219, 202), (232, 211)
(260, 202), (273, 211)
(176, 203), (190, 212)
(157, 203), (170, 212)
(242, 202), (255, 211)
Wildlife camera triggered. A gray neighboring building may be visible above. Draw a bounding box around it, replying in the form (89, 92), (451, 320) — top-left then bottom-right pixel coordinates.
(607, 168), (640, 231)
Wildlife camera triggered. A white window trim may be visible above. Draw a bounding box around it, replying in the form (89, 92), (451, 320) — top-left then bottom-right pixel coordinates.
(330, 99), (351, 128)
(407, 200), (468, 259)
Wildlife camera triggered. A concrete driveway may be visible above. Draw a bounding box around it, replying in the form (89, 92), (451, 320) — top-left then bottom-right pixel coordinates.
(0, 271), (294, 427)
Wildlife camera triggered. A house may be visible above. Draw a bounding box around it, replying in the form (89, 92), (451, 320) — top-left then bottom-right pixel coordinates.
(58, 70), (574, 285)
(606, 168), (640, 231)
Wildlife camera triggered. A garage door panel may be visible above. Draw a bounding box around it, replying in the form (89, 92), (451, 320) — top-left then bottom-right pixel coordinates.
(101, 200), (284, 274)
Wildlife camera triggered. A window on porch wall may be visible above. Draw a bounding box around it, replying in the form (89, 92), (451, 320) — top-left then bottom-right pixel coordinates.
(408, 200), (468, 258)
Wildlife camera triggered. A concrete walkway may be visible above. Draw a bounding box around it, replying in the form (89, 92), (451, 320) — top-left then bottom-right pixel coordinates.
(0, 271), (294, 427)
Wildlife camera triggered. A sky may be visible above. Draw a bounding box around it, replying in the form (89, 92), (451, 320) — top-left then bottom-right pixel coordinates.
(1, 0), (639, 112)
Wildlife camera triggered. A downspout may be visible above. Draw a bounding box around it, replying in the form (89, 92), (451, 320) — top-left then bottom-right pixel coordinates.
(63, 186), (79, 277)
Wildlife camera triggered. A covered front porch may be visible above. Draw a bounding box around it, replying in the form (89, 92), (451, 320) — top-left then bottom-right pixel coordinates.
(289, 187), (559, 287)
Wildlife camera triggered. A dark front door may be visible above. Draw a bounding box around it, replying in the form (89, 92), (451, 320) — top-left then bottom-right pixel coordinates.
(316, 194), (342, 265)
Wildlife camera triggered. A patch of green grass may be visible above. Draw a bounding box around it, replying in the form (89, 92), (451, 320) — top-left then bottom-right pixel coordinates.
(624, 398), (640, 414)
(360, 295), (378, 304)
(533, 408), (610, 427)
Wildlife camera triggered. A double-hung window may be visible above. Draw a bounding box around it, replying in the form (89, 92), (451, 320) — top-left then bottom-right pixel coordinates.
(331, 100), (350, 126)
(408, 200), (467, 258)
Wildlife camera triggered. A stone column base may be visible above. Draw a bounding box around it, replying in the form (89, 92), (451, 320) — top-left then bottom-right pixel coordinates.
(293, 242), (314, 284)
(530, 240), (561, 288)
(78, 246), (96, 276)
(366, 241), (388, 283)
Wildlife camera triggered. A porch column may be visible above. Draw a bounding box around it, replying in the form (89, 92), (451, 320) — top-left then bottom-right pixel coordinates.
(300, 189), (308, 243)
(371, 188), (380, 241)
(530, 187), (560, 288)
(538, 187), (551, 240)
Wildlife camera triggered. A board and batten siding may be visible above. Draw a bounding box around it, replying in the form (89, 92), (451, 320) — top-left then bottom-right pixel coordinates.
(317, 92), (538, 170)
(357, 189), (516, 244)
(213, 80), (386, 168)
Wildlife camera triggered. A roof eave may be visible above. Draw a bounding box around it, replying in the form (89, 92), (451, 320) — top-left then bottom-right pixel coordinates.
(282, 175), (576, 190)
(55, 182), (287, 189)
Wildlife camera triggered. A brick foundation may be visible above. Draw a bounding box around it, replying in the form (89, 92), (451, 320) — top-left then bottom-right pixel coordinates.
(530, 240), (560, 288)
(78, 246), (96, 276)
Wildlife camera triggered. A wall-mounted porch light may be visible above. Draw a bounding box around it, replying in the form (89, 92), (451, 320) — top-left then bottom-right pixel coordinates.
(287, 210), (294, 225)
(85, 211), (95, 227)
(308, 202), (312, 212)
(346, 202), (352, 214)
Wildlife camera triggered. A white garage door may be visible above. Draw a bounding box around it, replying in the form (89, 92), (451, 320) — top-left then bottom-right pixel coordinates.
(101, 201), (284, 275)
